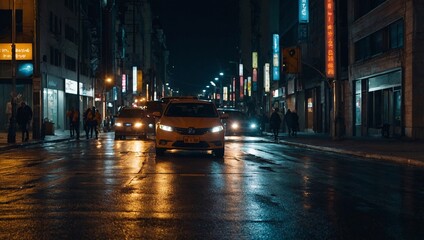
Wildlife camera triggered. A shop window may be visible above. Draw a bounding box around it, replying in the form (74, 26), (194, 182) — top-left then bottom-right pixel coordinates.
(355, 81), (361, 126)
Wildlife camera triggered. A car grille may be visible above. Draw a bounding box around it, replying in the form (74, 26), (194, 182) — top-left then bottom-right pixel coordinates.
(174, 127), (209, 135)
(172, 141), (210, 148)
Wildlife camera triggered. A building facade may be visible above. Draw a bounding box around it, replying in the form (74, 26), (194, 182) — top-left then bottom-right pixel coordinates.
(347, 0), (424, 139)
(0, 0), (103, 138)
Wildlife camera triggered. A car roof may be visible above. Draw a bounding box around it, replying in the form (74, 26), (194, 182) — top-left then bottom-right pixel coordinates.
(161, 96), (198, 103)
(217, 108), (242, 112)
(168, 98), (213, 104)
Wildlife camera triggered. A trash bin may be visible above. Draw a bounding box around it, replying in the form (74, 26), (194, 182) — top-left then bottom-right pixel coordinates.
(44, 119), (55, 135)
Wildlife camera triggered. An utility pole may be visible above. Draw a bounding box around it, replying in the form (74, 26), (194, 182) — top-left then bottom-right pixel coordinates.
(7, 0), (17, 143)
(76, 0), (81, 140)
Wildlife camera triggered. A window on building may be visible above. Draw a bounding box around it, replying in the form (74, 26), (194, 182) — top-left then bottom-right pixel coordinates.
(0, 9), (23, 35)
(370, 30), (384, 56)
(65, 24), (77, 43)
(389, 20), (404, 49)
(65, 55), (76, 71)
(355, 0), (387, 20)
(49, 12), (61, 35)
(65, 0), (75, 12)
(49, 46), (61, 67)
(354, 19), (404, 62)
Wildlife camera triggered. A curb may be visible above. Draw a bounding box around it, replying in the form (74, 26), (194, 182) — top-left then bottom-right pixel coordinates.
(279, 139), (424, 167)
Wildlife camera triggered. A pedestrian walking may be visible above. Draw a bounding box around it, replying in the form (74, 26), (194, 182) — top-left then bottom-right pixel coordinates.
(88, 106), (97, 139)
(284, 109), (294, 136)
(16, 101), (33, 142)
(291, 110), (299, 136)
(72, 108), (80, 139)
(269, 107), (282, 141)
(94, 108), (102, 139)
(66, 107), (76, 137)
(83, 107), (92, 139)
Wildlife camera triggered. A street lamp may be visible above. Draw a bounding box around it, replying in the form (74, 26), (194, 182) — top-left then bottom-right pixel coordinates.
(215, 72), (224, 107)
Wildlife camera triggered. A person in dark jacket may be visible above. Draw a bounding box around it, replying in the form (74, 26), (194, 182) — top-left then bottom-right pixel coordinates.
(269, 108), (282, 141)
(291, 110), (299, 136)
(16, 101), (33, 142)
(284, 109), (293, 136)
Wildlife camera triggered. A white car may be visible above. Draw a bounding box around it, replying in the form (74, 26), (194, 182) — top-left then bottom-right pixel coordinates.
(154, 99), (227, 157)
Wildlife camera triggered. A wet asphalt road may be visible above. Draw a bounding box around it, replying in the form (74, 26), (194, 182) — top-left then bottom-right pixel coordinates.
(0, 132), (423, 239)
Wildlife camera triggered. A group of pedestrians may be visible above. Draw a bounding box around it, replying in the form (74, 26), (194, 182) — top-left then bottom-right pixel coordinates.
(67, 106), (102, 139)
(83, 106), (102, 139)
(269, 107), (299, 141)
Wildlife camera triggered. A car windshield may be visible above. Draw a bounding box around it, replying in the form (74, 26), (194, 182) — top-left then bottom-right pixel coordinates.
(220, 110), (247, 120)
(165, 103), (218, 118)
(118, 108), (145, 118)
(145, 101), (163, 114)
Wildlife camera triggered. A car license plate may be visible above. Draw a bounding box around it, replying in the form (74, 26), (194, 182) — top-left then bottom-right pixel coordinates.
(184, 136), (199, 143)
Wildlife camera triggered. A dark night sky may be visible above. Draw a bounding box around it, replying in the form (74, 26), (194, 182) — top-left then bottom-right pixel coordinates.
(151, 0), (239, 95)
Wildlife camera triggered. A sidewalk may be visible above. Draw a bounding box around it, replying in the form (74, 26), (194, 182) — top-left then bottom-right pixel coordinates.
(0, 129), (77, 150)
(268, 132), (424, 167)
(1, 130), (423, 167)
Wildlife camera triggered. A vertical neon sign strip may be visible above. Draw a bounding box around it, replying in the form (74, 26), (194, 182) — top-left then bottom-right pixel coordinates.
(132, 66), (137, 93)
(122, 74), (126, 93)
(239, 64), (244, 99)
(325, 0), (335, 78)
(264, 63), (270, 93)
(299, 0), (309, 23)
(272, 34), (280, 81)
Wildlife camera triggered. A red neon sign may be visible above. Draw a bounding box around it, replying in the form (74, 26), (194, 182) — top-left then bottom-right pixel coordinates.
(325, 0), (335, 78)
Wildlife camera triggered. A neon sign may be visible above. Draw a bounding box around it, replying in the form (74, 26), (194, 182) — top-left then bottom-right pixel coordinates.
(325, 0), (335, 78)
(299, 0), (309, 23)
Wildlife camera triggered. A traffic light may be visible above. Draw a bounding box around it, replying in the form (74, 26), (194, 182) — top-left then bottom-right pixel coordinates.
(283, 47), (301, 73)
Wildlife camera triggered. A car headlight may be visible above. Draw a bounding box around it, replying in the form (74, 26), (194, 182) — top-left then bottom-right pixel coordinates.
(231, 122), (239, 129)
(250, 123), (257, 129)
(159, 124), (173, 132)
(115, 122), (123, 127)
(134, 122), (143, 128)
(211, 125), (224, 133)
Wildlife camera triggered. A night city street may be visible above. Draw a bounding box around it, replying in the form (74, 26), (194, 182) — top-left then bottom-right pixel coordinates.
(1, 0), (424, 239)
(0, 133), (423, 239)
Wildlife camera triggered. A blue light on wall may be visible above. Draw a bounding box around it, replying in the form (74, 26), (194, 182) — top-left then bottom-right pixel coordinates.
(17, 62), (33, 78)
(272, 34), (280, 81)
(299, 0), (309, 23)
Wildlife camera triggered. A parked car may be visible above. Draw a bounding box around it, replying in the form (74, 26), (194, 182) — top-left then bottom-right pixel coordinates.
(217, 108), (261, 136)
(114, 107), (147, 140)
(144, 100), (163, 134)
(154, 99), (227, 157)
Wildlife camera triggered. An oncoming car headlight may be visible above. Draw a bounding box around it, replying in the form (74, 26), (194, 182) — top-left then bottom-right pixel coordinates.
(115, 122), (123, 127)
(134, 122), (143, 128)
(231, 122), (239, 129)
(159, 124), (173, 132)
(211, 125), (224, 133)
(250, 123), (257, 129)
